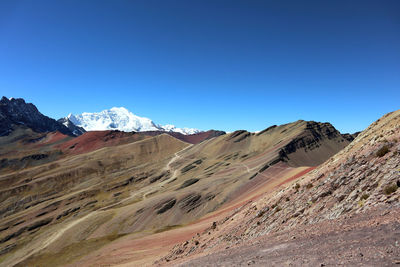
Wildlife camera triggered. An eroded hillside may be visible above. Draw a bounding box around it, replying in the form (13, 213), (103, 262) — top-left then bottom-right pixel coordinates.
(0, 118), (356, 266)
(160, 110), (400, 266)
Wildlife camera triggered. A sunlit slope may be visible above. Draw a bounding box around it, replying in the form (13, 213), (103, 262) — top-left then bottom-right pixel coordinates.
(0, 134), (188, 266)
(0, 120), (352, 266)
(63, 119), (351, 267)
(159, 110), (400, 266)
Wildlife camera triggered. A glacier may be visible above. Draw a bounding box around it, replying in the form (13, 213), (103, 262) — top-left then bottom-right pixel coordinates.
(66, 107), (200, 135)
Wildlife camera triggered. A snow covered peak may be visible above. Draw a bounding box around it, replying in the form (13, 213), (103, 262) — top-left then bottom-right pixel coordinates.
(110, 107), (129, 112)
(161, 124), (200, 135)
(65, 107), (201, 135)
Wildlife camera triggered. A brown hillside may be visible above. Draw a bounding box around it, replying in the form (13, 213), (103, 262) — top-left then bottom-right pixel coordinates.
(0, 120), (355, 266)
(142, 130), (226, 144)
(160, 110), (400, 266)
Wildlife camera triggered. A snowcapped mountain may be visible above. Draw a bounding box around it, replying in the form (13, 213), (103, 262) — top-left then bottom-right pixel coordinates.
(65, 107), (201, 135)
(161, 124), (200, 135)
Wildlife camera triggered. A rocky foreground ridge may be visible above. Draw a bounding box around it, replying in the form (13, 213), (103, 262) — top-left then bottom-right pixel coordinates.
(159, 110), (400, 266)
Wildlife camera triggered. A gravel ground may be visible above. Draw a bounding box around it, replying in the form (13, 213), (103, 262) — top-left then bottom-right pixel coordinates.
(178, 207), (400, 266)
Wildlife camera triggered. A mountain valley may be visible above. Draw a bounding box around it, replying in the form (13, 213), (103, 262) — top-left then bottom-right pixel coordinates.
(0, 97), (398, 266)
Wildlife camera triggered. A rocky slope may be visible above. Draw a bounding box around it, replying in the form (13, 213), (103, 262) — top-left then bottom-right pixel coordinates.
(0, 97), (73, 136)
(159, 110), (400, 266)
(0, 99), (360, 266)
(256, 120), (356, 166)
(57, 117), (86, 136)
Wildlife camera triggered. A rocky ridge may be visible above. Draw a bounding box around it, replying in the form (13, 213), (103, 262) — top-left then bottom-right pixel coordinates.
(57, 117), (86, 136)
(159, 110), (400, 265)
(0, 97), (73, 136)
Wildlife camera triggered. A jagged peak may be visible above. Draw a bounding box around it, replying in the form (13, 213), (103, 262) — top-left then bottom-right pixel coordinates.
(1, 96), (27, 104)
(0, 96), (73, 136)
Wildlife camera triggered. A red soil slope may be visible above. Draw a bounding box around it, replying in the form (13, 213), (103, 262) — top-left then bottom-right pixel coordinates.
(57, 130), (150, 155)
(143, 130), (225, 144)
(39, 131), (70, 145)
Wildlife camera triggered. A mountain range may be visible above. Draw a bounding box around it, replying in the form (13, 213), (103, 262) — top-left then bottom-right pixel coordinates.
(0, 97), (201, 137)
(63, 107), (200, 135)
(0, 96), (398, 266)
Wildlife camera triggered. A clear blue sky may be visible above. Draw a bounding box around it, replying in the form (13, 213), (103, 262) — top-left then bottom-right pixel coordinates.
(0, 0), (399, 133)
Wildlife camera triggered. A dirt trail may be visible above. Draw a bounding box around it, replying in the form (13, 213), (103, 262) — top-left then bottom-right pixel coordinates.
(5, 137), (305, 266)
(5, 144), (196, 266)
(4, 212), (96, 267)
(142, 144), (193, 199)
(164, 144), (194, 179)
(165, 144), (193, 171)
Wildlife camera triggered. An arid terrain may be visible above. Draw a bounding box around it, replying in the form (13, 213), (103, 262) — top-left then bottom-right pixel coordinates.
(0, 97), (399, 266)
(158, 110), (400, 266)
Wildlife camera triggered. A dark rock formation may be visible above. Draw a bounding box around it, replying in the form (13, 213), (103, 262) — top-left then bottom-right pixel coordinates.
(177, 178), (200, 190)
(226, 130), (251, 143)
(278, 121), (354, 165)
(342, 131), (360, 142)
(57, 117), (86, 136)
(0, 97), (73, 136)
(178, 193), (202, 213)
(156, 198), (177, 214)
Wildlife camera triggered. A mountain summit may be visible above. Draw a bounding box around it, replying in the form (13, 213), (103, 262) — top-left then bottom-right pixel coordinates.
(65, 107), (200, 135)
(0, 96), (73, 136)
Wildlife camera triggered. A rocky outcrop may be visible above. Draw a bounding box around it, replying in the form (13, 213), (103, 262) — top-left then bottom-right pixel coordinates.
(277, 121), (354, 166)
(57, 117), (86, 136)
(178, 193), (202, 213)
(155, 198), (177, 214)
(281, 122), (345, 153)
(0, 97), (73, 136)
(226, 130), (251, 143)
(342, 131), (360, 142)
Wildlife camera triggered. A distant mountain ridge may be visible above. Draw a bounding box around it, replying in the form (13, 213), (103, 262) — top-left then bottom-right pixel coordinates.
(57, 117), (86, 136)
(0, 96), (73, 136)
(64, 107), (201, 135)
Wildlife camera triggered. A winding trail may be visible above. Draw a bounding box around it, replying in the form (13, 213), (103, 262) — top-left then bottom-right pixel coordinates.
(143, 144), (194, 199)
(7, 212), (96, 267)
(6, 143), (196, 266)
(7, 137), (289, 266)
